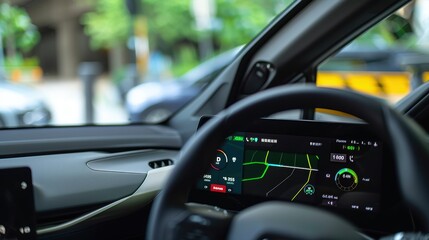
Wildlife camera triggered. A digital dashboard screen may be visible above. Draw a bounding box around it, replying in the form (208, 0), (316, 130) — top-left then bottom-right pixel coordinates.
(194, 119), (383, 214)
(0, 167), (36, 240)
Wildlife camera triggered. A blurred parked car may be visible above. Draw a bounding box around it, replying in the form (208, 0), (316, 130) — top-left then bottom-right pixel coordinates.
(0, 82), (51, 128)
(126, 44), (429, 123)
(126, 46), (243, 123)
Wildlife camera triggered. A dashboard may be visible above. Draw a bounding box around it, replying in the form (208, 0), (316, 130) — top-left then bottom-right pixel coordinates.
(0, 119), (417, 238)
(190, 118), (413, 234)
(0, 125), (181, 240)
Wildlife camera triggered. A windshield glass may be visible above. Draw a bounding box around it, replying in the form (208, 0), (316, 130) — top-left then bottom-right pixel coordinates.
(0, 0), (293, 128)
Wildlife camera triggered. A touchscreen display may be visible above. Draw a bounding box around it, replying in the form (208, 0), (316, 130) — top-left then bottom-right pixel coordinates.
(0, 167), (36, 240)
(195, 121), (383, 214)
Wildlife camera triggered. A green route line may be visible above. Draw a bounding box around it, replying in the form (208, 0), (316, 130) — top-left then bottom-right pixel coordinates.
(242, 151), (318, 182)
(242, 164), (270, 181)
(264, 150), (270, 163)
(242, 151), (270, 181)
(291, 154), (312, 201)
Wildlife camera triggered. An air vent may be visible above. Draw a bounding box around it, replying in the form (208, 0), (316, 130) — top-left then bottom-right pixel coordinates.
(149, 159), (174, 169)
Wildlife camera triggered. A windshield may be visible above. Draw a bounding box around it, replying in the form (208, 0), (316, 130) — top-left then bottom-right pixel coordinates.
(0, 0), (293, 128)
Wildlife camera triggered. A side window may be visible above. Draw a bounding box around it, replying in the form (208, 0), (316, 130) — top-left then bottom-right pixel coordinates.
(318, 10), (429, 104)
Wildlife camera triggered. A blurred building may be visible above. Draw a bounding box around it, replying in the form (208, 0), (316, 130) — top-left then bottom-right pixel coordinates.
(12, 0), (115, 78)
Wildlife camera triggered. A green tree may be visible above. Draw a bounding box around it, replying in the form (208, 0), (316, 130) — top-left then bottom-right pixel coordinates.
(353, 14), (416, 49)
(214, 0), (293, 51)
(82, 0), (292, 74)
(81, 0), (130, 50)
(83, 0), (291, 51)
(82, 0), (196, 50)
(0, 3), (39, 59)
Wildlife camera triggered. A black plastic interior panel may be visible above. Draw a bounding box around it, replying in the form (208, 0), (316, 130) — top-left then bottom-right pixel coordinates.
(396, 82), (429, 114)
(0, 125), (182, 157)
(396, 82), (429, 132)
(0, 167), (36, 240)
(241, 62), (275, 94)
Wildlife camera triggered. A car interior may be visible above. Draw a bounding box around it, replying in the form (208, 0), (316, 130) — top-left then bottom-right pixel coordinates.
(2, 0), (429, 239)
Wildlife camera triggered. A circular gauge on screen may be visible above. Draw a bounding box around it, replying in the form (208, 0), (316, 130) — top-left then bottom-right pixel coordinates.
(335, 168), (358, 191)
(210, 149), (228, 171)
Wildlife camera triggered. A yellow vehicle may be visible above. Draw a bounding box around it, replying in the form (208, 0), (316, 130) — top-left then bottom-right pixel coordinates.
(318, 49), (429, 103)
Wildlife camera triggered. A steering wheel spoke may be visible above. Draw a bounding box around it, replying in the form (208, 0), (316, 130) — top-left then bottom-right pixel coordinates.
(227, 201), (362, 240)
(166, 203), (233, 240)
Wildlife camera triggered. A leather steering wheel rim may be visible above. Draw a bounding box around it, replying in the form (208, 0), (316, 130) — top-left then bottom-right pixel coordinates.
(147, 85), (429, 239)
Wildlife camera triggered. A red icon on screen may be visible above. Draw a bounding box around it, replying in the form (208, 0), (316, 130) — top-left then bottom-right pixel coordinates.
(210, 184), (226, 193)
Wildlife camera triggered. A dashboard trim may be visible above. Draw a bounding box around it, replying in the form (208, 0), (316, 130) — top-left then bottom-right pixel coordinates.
(37, 165), (174, 235)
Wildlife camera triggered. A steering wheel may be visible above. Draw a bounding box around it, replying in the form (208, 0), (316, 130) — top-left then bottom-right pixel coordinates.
(147, 85), (429, 239)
